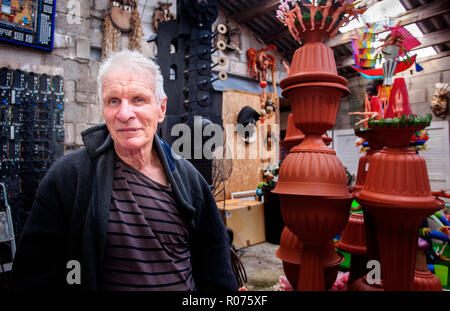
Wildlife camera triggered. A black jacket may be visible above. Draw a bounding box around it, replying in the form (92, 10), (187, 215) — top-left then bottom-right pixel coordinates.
(12, 124), (238, 291)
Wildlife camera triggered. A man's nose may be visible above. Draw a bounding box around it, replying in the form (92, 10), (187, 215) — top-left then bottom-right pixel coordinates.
(116, 100), (135, 122)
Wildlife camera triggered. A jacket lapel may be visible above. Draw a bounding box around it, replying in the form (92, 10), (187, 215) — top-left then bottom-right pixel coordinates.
(153, 135), (196, 228)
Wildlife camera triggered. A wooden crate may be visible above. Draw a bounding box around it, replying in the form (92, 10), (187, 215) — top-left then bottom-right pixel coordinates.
(217, 199), (266, 248)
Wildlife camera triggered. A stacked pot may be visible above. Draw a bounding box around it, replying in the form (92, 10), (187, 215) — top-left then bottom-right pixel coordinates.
(354, 126), (445, 290)
(273, 39), (352, 291)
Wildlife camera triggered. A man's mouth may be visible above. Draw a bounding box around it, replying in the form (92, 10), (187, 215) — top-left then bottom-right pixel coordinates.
(118, 128), (141, 132)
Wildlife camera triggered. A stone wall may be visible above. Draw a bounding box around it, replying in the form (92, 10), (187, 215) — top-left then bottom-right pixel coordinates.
(335, 53), (450, 130)
(0, 0), (288, 152)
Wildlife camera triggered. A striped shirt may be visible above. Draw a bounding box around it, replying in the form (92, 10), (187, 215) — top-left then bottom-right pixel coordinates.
(101, 156), (196, 291)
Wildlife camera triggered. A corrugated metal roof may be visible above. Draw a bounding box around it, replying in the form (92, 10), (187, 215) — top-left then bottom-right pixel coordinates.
(219, 0), (450, 78)
(400, 0), (450, 53)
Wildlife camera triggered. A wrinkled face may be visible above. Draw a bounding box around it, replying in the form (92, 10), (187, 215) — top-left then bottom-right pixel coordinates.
(102, 68), (166, 152)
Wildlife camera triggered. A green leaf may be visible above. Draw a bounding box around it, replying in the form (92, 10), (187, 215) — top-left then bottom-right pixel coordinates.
(414, 118), (421, 126)
(325, 16), (332, 24)
(385, 118), (393, 127)
(424, 113), (432, 126)
(407, 114), (415, 126)
(392, 117), (400, 126)
(399, 114), (407, 127)
(379, 118), (385, 127)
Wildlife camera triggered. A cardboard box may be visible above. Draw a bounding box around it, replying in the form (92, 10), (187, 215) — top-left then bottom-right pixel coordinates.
(217, 199), (266, 248)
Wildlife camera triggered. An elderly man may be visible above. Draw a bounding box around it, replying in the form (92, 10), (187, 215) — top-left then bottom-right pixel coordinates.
(12, 50), (238, 291)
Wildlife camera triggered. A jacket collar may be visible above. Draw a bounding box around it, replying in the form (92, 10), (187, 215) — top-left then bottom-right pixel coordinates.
(81, 123), (176, 172)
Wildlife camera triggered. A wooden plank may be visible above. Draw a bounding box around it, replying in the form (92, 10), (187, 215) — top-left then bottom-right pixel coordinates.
(336, 28), (450, 68)
(231, 0), (279, 24)
(217, 199), (264, 211)
(327, 0), (450, 48)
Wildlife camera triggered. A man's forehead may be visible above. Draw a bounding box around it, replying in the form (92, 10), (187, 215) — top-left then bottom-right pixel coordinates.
(102, 68), (154, 87)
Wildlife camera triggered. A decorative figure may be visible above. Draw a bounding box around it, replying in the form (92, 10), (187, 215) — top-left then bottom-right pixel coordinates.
(430, 83), (449, 117)
(102, 0), (144, 59)
(152, 1), (175, 32)
(246, 45), (278, 120)
(320, 0), (334, 30)
(303, 0), (319, 31)
(246, 44), (277, 83)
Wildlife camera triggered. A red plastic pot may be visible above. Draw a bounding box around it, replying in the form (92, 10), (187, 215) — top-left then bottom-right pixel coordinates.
(413, 238), (442, 291)
(335, 212), (367, 256)
(355, 126), (444, 290)
(276, 226), (343, 290)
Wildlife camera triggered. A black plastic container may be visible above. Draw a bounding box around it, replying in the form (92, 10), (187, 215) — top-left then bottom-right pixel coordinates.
(262, 185), (284, 244)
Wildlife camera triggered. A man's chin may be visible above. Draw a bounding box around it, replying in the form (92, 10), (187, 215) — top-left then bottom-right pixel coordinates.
(115, 138), (147, 151)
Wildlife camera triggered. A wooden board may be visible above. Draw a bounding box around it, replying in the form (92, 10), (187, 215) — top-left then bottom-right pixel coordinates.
(221, 89), (280, 200)
(217, 199), (266, 248)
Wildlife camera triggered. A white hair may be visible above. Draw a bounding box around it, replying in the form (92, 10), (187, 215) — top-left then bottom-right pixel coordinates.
(97, 50), (167, 106)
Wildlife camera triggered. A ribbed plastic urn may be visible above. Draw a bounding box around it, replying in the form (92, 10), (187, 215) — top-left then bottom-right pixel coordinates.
(355, 126), (445, 290)
(273, 34), (351, 291)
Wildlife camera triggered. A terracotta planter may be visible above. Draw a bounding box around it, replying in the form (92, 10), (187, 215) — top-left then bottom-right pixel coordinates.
(336, 212), (368, 285)
(414, 271), (442, 291)
(276, 18), (351, 292)
(281, 43), (347, 86)
(351, 129), (385, 193)
(322, 134), (333, 146)
(280, 114), (332, 152)
(280, 113), (305, 152)
(335, 212), (367, 256)
(355, 126), (445, 290)
(276, 226), (343, 290)
(413, 238), (442, 291)
(282, 84), (349, 135)
(351, 153), (370, 193)
(277, 195), (351, 290)
(274, 151), (350, 197)
(348, 275), (384, 291)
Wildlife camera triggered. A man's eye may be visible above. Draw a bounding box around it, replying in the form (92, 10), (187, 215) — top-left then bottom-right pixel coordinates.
(133, 97), (145, 103)
(110, 98), (120, 104)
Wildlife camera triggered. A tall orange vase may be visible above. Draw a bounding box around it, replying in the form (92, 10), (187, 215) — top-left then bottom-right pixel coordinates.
(354, 126), (444, 290)
(273, 32), (352, 291)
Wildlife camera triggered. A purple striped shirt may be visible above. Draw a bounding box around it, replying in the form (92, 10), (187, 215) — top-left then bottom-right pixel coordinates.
(101, 156), (196, 291)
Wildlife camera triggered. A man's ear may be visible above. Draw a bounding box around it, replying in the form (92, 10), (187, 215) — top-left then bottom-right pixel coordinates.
(158, 98), (167, 122)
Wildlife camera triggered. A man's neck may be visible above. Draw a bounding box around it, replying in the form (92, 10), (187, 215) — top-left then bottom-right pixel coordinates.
(114, 141), (168, 186)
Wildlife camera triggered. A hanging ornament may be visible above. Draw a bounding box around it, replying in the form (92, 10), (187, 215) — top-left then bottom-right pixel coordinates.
(415, 62), (424, 72)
